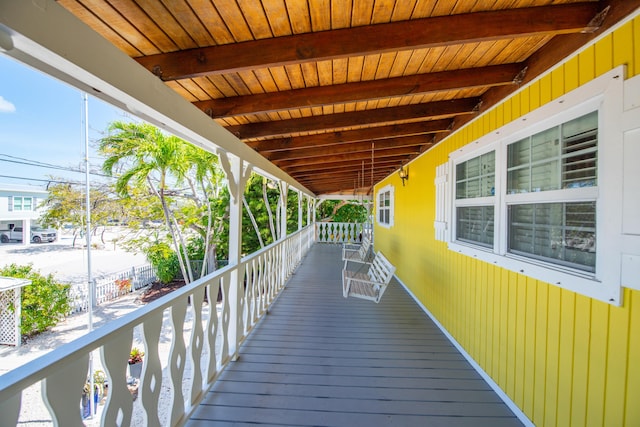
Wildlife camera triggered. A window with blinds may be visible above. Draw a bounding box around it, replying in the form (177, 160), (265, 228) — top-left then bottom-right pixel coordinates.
(506, 112), (598, 273)
(454, 151), (495, 247)
(507, 112), (598, 194)
(509, 202), (596, 272)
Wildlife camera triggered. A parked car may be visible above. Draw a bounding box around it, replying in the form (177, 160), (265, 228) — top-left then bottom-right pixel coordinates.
(0, 226), (57, 243)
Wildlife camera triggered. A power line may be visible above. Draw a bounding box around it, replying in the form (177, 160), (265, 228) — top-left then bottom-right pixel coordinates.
(0, 154), (112, 178)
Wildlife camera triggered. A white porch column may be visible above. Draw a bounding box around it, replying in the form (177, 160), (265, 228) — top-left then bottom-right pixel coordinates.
(297, 191), (303, 231)
(20, 220), (30, 246)
(278, 182), (288, 285)
(219, 152), (252, 360)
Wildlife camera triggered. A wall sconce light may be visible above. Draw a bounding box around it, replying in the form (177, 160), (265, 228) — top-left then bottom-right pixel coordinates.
(398, 165), (409, 186)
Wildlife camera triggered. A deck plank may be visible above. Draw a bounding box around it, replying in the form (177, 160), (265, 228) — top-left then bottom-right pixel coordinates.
(187, 244), (523, 426)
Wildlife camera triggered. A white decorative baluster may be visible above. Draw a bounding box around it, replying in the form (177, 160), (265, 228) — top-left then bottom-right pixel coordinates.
(189, 286), (205, 405)
(205, 278), (220, 383)
(41, 353), (89, 427)
(140, 311), (163, 426)
(168, 300), (187, 427)
(243, 261), (254, 331)
(101, 329), (134, 426)
(0, 391), (21, 426)
(219, 272), (231, 365)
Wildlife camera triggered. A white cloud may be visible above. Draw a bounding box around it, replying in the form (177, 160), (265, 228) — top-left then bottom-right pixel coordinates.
(0, 96), (16, 113)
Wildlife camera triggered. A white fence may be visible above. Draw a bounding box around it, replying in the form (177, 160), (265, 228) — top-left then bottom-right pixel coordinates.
(0, 225), (315, 426)
(315, 222), (371, 244)
(68, 265), (158, 313)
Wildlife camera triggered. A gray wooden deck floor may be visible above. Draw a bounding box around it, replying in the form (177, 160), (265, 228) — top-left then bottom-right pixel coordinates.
(187, 244), (523, 427)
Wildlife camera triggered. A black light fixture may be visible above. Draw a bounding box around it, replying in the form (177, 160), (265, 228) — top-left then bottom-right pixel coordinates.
(398, 165), (409, 186)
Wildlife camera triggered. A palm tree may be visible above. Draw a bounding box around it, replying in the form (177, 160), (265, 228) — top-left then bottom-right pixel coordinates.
(99, 121), (197, 283)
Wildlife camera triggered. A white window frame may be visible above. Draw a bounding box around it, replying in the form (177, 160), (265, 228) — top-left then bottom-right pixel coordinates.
(443, 66), (627, 305)
(11, 196), (33, 212)
(376, 184), (394, 228)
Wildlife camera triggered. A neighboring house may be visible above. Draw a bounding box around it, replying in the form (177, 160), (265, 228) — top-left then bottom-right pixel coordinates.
(0, 185), (49, 245)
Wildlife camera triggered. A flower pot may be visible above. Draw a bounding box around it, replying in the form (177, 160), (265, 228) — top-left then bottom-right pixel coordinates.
(128, 361), (142, 378)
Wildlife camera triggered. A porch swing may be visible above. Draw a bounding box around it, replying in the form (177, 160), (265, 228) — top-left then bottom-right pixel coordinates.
(341, 143), (396, 303)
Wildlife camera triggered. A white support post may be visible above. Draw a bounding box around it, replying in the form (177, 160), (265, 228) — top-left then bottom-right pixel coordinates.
(297, 191), (303, 259)
(219, 152), (252, 361)
(278, 182), (289, 285)
(21, 219), (30, 246)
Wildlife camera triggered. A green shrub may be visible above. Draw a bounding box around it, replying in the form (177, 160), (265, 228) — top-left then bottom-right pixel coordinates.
(0, 264), (71, 337)
(144, 243), (179, 284)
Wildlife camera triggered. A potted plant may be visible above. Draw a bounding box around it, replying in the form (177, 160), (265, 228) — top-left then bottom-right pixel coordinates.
(128, 347), (144, 379)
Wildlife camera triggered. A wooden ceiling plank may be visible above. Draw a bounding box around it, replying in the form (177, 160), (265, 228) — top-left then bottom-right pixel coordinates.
(210, 0), (255, 42)
(247, 119), (450, 152)
(309, 0), (332, 31)
(186, 0), (236, 45)
(135, 3), (599, 80)
(237, 0), (274, 39)
(262, 0), (293, 37)
(58, 0), (143, 56)
(194, 63), (520, 117)
(284, 0), (312, 34)
(226, 97), (478, 139)
(151, 0), (214, 48)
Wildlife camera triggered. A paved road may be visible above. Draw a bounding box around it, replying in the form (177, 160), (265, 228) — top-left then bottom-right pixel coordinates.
(0, 229), (148, 284)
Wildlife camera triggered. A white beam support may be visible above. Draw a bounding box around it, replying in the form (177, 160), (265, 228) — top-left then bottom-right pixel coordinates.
(219, 152), (251, 360)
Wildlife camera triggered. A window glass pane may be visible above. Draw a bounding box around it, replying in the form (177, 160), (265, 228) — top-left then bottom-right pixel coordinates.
(508, 202), (596, 272)
(507, 112), (597, 194)
(531, 159), (560, 192)
(531, 127), (560, 162)
(456, 206), (494, 247)
(23, 198), (33, 211)
(508, 138), (530, 168)
(456, 151), (495, 199)
(507, 167), (529, 194)
(14, 197), (23, 211)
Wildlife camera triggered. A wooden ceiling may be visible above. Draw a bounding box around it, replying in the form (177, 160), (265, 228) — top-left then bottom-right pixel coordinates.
(56, 0), (638, 196)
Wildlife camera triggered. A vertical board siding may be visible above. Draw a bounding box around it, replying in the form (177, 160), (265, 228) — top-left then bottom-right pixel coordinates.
(373, 18), (640, 427)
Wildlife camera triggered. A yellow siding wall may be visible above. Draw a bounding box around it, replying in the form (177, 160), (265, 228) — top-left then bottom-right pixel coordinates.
(374, 18), (640, 427)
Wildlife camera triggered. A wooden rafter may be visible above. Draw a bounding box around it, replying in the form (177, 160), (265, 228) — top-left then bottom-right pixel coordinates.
(226, 98), (478, 139)
(136, 3), (599, 81)
(266, 135), (433, 162)
(246, 120), (451, 153)
(195, 64), (524, 118)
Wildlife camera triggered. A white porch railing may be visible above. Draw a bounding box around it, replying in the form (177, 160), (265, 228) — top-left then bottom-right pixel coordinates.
(315, 222), (370, 244)
(0, 225), (315, 427)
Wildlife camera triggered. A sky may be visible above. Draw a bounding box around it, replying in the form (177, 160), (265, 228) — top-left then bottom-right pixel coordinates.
(0, 53), (139, 189)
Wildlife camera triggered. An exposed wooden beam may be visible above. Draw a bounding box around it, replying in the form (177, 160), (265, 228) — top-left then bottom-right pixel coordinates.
(247, 120), (450, 153)
(285, 159), (401, 176)
(136, 3), (599, 81)
(195, 64), (523, 117)
(227, 98), (478, 139)
(435, 0), (637, 146)
(274, 147), (420, 168)
(266, 135), (433, 162)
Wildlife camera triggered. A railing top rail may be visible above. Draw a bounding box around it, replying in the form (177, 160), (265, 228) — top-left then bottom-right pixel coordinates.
(0, 225), (314, 402)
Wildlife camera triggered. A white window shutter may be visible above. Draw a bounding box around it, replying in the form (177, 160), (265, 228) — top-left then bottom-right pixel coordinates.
(8, 196), (13, 212)
(434, 162), (449, 241)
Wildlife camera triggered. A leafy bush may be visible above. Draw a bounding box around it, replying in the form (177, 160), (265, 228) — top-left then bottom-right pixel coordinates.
(0, 264), (71, 337)
(144, 242), (179, 284)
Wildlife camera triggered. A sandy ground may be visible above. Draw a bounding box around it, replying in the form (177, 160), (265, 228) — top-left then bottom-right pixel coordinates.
(0, 228), (155, 425)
